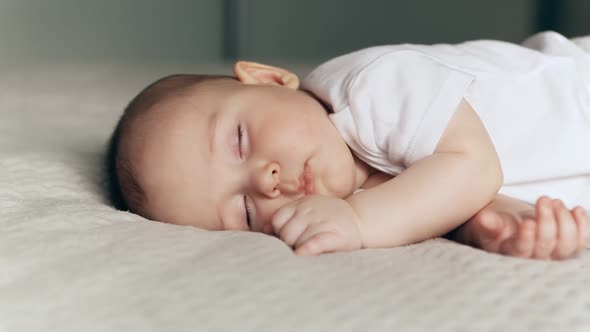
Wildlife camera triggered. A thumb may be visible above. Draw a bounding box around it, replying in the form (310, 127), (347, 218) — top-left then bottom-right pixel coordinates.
(478, 212), (504, 244)
(481, 212), (501, 231)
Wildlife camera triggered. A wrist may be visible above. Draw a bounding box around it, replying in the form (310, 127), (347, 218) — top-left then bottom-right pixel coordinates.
(480, 193), (534, 215)
(454, 194), (534, 246)
(345, 196), (367, 249)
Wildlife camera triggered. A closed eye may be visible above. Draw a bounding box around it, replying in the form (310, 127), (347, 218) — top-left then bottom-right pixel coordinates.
(244, 195), (253, 228)
(238, 123), (253, 228)
(238, 124), (245, 159)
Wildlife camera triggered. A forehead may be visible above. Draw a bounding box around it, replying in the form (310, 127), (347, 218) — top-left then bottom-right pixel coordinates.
(136, 94), (224, 230)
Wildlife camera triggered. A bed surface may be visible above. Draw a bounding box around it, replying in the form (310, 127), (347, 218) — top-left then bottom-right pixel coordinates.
(1, 62), (590, 332)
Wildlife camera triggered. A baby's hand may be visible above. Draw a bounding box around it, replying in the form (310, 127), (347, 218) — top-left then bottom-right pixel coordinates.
(469, 196), (589, 260)
(271, 195), (363, 256)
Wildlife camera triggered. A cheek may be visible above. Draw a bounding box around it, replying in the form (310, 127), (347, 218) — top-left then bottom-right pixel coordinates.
(284, 111), (319, 140)
(326, 160), (357, 198)
(258, 113), (315, 148)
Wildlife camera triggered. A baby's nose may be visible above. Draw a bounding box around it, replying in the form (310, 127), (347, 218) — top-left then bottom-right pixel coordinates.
(255, 162), (281, 198)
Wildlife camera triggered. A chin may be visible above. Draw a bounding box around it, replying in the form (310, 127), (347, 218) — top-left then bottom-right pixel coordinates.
(319, 166), (356, 198)
(321, 178), (355, 199)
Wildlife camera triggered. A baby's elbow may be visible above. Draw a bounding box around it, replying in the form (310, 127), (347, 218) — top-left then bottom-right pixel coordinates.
(490, 150), (504, 192)
(460, 149), (503, 203)
(479, 151), (503, 198)
(494, 162), (504, 192)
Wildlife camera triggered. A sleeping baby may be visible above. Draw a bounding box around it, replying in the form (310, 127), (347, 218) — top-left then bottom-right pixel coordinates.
(106, 31), (590, 260)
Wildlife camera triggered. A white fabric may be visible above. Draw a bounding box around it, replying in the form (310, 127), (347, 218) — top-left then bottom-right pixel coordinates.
(3, 62), (590, 332)
(302, 31), (590, 208)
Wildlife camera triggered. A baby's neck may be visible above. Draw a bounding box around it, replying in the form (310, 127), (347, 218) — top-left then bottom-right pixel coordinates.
(353, 154), (375, 188)
(353, 154), (393, 190)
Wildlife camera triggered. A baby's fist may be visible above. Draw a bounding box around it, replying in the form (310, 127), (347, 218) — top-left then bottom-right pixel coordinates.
(469, 196), (589, 260)
(271, 195), (363, 255)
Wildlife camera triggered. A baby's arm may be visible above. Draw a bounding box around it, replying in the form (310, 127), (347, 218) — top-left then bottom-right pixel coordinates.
(346, 98), (503, 248)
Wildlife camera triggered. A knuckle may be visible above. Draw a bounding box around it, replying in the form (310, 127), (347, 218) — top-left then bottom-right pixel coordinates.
(553, 249), (573, 260)
(536, 239), (556, 252)
(271, 215), (280, 228)
(514, 245), (530, 257)
(271, 218), (283, 234)
(538, 213), (553, 226)
(304, 240), (318, 253)
(560, 210), (574, 222)
(553, 243), (575, 259)
(278, 230), (291, 244)
(272, 208), (288, 224)
(538, 227), (555, 242)
(540, 217), (557, 231)
(553, 245), (570, 257)
(559, 219), (574, 232)
(538, 196), (551, 204)
(515, 249), (532, 258)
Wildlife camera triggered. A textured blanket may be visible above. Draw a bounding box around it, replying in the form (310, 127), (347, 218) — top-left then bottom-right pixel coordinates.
(1, 62), (590, 332)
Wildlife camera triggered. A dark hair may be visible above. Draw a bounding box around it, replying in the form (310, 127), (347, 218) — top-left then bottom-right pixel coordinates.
(104, 74), (234, 217)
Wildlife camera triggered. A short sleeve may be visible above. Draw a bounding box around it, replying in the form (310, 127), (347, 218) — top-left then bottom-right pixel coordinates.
(347, 50), (475, 167)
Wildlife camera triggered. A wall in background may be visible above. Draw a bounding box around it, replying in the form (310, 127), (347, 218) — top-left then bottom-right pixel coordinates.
(561, 0), (590, 37)
(0, 0), (587, 63)
(236, 0), (536, 62)
(0, 0), (222, 62)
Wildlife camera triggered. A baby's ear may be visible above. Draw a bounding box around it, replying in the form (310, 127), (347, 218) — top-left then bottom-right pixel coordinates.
(233, 61), (299, 89)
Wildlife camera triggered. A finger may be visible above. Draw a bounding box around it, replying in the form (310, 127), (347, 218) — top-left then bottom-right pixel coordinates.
(476, 211), (505, 252)
(278, 215), (310, 247)
(501, 219), (536, 258)
(474, 211), (516, 253)
(295, 231), (344, 256)
(294, 222), (333, 249)
(551, 200), (578, 260)
(573, 207), (589, 251)
(584, 210), (590, 244)
(271, 202), (298, 236)
(533, 196), (557, 259)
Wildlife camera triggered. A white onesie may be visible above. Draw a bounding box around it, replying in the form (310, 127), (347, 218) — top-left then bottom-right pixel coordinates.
(301, 31), (590, 209)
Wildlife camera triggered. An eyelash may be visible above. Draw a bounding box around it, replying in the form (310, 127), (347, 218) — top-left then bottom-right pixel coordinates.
(238, 124), (253, 227)
(238, 124), (245, 158)
(244, 196), (253, 228)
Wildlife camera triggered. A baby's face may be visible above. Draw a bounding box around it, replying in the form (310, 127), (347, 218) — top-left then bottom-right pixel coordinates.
(133, 63), (364, 234)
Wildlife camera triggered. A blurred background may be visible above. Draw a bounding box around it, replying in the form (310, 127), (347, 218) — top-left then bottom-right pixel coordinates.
(0, 0), (588, 65)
